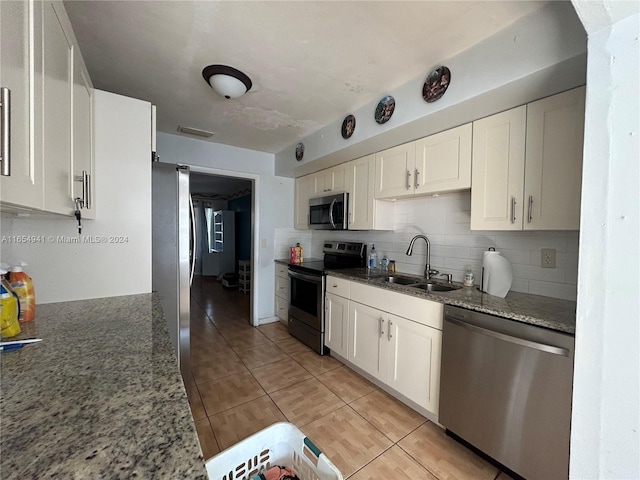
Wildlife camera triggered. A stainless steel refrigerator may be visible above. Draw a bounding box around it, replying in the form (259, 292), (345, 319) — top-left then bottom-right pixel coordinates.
(152, 162), (194, 398)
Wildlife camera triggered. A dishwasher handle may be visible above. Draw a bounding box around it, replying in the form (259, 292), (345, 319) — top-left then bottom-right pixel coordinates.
(446, 316), (570, 357)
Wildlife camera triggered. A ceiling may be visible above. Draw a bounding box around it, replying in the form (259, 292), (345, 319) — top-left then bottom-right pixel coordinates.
(64, 1), (548, 154)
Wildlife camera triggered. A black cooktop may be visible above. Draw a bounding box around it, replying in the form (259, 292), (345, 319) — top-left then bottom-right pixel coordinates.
(287, 241), (366, 275)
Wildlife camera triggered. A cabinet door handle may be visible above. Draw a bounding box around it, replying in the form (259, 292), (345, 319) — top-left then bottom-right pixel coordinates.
(0, 87), (11, 176)
(511, 196), (517, 224)
(406, 170), (411, 190)
(414, 169), (419, 188)
(379, 317), (385, 337)
(527, 195), (533, 223)
(387, 320), (393, 341)
(85, 172), (91, 209)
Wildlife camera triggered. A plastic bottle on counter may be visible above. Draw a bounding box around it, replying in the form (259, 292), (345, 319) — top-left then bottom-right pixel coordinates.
(0, 269), (21, 339)
(368, 244), (378, 269)
(463, 267), (475, 287)
(9, 262), (35, 322)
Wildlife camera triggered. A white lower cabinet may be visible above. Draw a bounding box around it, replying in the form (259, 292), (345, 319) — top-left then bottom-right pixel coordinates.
(386, 314), (442, 415)
(325, 292), (349, 359)
(274, 263), (289, 321)
(333, 275), (443, 417)
(348, 301), (387, 382)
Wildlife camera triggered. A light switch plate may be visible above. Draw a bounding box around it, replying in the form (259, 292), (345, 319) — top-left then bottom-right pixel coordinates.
(541, 248), (556, 268)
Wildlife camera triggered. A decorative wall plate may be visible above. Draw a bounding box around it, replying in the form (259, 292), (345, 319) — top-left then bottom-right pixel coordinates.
(295, 143), (304, 161)
(341, 114), (356, 139)
(422, 66), (451, 103)
(374, 96), (395, 124)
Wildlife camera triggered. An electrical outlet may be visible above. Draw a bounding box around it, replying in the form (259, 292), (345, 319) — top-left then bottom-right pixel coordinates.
(541, 248), (556, 268)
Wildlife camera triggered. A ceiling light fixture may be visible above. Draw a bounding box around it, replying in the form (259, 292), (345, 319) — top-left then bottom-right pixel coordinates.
(202, 64), (252, 99)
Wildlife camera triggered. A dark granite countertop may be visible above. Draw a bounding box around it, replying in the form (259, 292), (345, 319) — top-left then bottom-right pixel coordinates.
(0, 294), (207, 479)
(326, 268), (576, 335)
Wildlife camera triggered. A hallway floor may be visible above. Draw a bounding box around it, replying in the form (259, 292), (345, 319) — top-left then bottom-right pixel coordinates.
(189, 276), (512, 479)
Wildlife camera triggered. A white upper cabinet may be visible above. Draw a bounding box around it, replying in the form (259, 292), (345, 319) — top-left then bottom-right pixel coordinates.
(375, 124), (472, 200)
(471, 88), (585, 231)
(294, 174), (314, 229)
(470, 106), (526, 230)
(414, 123), (472, 195)
(346, 154), (394, 231)
(315, 163), (347, 194)
(0, 1), (44, 210)
(524, 87), (585, 230)
(41, 1), (73, 215)
(72, 44), (94, 219)
(0, 1), (94, 218)
(374, 141), (416, 199)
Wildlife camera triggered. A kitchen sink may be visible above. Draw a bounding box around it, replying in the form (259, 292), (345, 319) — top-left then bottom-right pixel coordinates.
(382, 276), (420, 285)
(411, 283), (461, 292)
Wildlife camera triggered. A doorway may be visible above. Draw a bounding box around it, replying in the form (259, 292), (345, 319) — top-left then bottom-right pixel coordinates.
(189, 171), (254, 327)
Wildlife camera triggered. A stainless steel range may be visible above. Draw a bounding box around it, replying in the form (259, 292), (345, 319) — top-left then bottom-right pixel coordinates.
(287, 241), (366, 355)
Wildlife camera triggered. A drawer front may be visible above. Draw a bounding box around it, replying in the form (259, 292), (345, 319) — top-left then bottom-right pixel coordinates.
(275, 295), (288, 320)
(325, 275), (350, 298)
(350, 281), (389, 312)
(275, 274), (290, 300)
(275, 263), (288, 278)
(388, 291), (444, 330)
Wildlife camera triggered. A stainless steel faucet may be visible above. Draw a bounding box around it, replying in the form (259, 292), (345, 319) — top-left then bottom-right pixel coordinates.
(406, 234), (439, 279)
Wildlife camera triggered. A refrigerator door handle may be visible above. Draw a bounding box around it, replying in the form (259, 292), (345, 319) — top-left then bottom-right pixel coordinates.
(189, 195), (196, 287)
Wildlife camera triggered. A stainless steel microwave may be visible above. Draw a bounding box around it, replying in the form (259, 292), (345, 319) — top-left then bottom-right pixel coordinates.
(309, 192), (348, 230)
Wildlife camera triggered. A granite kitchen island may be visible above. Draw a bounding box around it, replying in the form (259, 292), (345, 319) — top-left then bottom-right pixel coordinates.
(0, 293), (207, 479)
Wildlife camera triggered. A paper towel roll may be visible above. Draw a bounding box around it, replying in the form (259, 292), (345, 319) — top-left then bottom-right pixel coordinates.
(482, 250), (513, 298)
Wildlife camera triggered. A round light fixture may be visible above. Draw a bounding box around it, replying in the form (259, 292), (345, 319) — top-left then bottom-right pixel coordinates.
(202, 64), (252, 99)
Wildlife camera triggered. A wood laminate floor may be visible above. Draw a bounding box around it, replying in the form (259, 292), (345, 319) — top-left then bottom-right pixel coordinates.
(189, 276), (513, 479)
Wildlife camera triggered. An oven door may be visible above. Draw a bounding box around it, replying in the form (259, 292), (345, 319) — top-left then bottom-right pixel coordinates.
(288, 269), (324, 330)
(309, 193), (348, 230)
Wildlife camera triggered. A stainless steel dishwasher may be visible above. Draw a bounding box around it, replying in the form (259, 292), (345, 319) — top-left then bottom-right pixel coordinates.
(439, 305), (575, 480)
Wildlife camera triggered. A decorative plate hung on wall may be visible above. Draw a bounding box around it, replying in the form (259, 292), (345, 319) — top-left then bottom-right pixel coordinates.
(375, 96), (395, 124)
(295, 143), (304, 161)
(422, 66), (451, 103)
(341, 114), (356, 139)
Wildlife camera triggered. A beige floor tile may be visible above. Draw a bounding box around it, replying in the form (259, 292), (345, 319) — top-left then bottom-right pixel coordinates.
(316, 365), (378, 403)
(209, 396), (287, 450)
(189, 387), (207, 421)
(198, 371), (266, 416)
(398, 422), (500, 480)
(301, 405), (393, 478)
(276, 335), (314, 356)
(220, 328), (272, 349)
(257, 321), (291, 341)
(250, 358), (313, 393)
(350, 445), (438, 480)
(194, 417), (220, 460)
(234, 342), (290, 369)
(190, 341), (235, 366)
(191, 352), (248, 384)
(496, 471), (516, 479)
(270, 378), (346, 427)
(351, 390), (426, 442)
(292, 351), (343, 376)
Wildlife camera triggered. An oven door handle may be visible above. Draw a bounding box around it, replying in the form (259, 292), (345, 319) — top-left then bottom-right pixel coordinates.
(288, 269), (323, 284)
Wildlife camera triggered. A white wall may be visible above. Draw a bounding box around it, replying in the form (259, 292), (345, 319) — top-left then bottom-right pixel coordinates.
(569, 6), (640, 479)
(275, 1), (587, 176)
(0, 91), (152, 303)
(275, 192), (579, 301)
(157, 132), (294, 323)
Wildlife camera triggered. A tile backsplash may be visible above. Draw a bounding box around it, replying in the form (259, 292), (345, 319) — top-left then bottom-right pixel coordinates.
(275, 192), (579, 301)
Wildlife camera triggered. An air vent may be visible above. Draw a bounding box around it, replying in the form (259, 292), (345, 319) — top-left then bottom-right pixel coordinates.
(177, 125), (215, 138)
